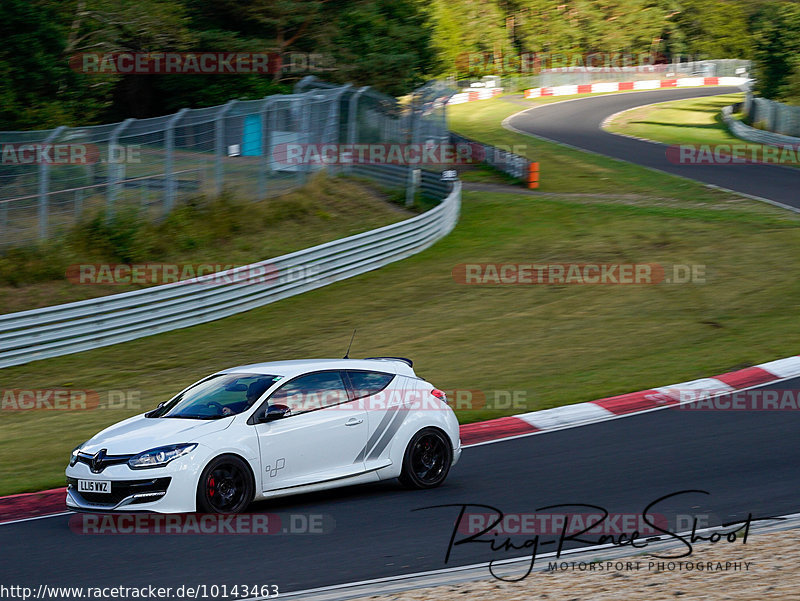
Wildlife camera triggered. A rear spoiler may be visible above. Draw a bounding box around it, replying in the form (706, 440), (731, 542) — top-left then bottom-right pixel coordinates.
(365, 356), (413, 368)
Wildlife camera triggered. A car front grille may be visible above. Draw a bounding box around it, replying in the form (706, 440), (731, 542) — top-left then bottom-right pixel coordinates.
(74, 451), (134, 474)
(67, 477), (171, 506)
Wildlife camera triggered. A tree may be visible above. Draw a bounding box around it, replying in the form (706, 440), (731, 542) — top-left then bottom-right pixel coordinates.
(318, 0), (436, 94)
(669, 0), (750, 59)
(0, 0), (106, 129)
(750, 1), (800, 101)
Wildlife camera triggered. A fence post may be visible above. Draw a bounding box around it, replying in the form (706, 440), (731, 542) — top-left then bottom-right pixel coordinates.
(258, 97), (277, 200)
(406, 168), (420, 208)
(300, 91), (324, 184)
(215, 100), (237, 196)
(107, 118), (135, 219)
(37, 125), (66, 241)
(409, 95), (422, 147)
(347, 87), (369, 145)
(164, 108), (188, 213)
(743, 91), (753, 121)
(346, 87), (369, 174)
(326, 84), (351, 144)
(767, 100), (777, 132)
(294, 75), (320, 94)
(323, 84), (352, 176)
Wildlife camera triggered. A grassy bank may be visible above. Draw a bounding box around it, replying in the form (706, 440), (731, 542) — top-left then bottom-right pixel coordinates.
(0, 173), (410, 313)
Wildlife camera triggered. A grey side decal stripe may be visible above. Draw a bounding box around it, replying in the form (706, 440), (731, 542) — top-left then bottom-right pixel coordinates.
(367, 408), (407, 461)
(353, 405), (398, 463)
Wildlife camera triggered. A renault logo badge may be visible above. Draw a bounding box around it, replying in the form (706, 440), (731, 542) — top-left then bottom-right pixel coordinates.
(91, 449), (107, 473)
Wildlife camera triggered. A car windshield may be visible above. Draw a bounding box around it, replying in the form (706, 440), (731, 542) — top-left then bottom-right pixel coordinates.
(151, 373), (282, 419)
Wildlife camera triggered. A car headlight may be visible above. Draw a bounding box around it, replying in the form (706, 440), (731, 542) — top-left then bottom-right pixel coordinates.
(69, 442), (87, 467)
(127, 443), (197, 470)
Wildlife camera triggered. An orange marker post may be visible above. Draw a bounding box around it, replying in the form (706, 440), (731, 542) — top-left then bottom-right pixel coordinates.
(528, 162), (540, 189)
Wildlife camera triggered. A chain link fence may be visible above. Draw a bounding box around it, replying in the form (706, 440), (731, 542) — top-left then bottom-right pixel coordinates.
(0, 77), (455, 249)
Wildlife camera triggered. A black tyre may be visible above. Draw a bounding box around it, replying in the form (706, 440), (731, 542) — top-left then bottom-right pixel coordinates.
(398, 428), (453, 489)
(196, 455), (254, 513)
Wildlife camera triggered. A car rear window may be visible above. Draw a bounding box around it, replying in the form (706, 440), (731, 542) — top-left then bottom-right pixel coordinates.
(347, 371), (394, 399)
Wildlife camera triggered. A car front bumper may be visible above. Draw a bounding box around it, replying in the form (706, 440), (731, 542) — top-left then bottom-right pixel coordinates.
(65, 450), (209, 513)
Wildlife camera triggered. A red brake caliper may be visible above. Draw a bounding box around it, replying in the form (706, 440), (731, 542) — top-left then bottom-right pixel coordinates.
(208, 476), (215, 497)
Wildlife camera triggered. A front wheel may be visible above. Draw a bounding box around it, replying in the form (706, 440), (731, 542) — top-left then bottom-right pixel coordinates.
(196, 455), (254, 513)
(398, 428), (453, 489)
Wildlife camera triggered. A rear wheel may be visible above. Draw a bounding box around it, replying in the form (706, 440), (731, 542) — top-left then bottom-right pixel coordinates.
(196, 455), (254, 513)
(398, 428), (453, 489)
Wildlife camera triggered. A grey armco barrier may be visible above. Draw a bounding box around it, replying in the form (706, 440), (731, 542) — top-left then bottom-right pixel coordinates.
(450, 131), (530, 180)
(0, 170), (460, 368)
(723, 105), (800, 147)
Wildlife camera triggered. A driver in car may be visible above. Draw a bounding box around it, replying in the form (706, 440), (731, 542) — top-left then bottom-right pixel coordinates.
(221, 378), (274, 416)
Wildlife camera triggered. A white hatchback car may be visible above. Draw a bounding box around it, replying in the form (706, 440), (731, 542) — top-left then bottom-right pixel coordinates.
(65, 358), (461, 513)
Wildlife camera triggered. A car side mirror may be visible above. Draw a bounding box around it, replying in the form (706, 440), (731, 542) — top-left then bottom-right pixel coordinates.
(145, 401), (166, 418)
(261, 404), (291, 422)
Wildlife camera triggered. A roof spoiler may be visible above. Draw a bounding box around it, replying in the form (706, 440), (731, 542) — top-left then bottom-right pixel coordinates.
(365, 356), (413, 368)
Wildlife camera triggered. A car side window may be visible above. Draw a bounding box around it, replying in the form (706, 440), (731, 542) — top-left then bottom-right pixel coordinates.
(346, 371), (395, 400)
(269, 370), (349, 414)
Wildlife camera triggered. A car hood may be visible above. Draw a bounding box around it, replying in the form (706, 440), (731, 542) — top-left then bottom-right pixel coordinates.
(81, 414), (233, 455)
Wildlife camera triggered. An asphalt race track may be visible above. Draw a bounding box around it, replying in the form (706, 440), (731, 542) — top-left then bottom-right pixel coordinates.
(505, 86), (800, 210)
(1, 376), (799, 593)
(2, 89), (799, 596)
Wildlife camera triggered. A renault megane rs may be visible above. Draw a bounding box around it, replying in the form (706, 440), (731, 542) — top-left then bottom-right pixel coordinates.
(65, 358), (461, 513)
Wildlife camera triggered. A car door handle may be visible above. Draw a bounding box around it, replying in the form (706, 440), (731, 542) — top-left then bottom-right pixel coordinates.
(345, 418), (363, 426)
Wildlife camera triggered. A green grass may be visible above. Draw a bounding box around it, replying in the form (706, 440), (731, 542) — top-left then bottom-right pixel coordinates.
(447, 93), (783, 206)
(603, 93), (746, 146)
(1, 93), (799, 495)
(602, 93), (800, 171)
(0, 173), (410, 313)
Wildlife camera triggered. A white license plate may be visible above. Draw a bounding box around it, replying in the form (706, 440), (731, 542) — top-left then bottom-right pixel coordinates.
(78, 479), (111, 494)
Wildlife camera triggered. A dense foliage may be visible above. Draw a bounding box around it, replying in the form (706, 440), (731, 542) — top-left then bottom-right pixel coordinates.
(750, 2), (800, 103)
(0, 0), (792, 129)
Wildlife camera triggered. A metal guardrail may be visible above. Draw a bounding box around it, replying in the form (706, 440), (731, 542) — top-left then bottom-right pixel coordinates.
(741, 92), (800, 139)
(449, 131), (530, 180)
(721, 104), (800, 147)
(350, 164), (451, 200)
(0, 171), (460, 368)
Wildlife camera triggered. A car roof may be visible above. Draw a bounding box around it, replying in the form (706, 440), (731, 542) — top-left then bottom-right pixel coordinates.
(220, 358), (416, 378)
